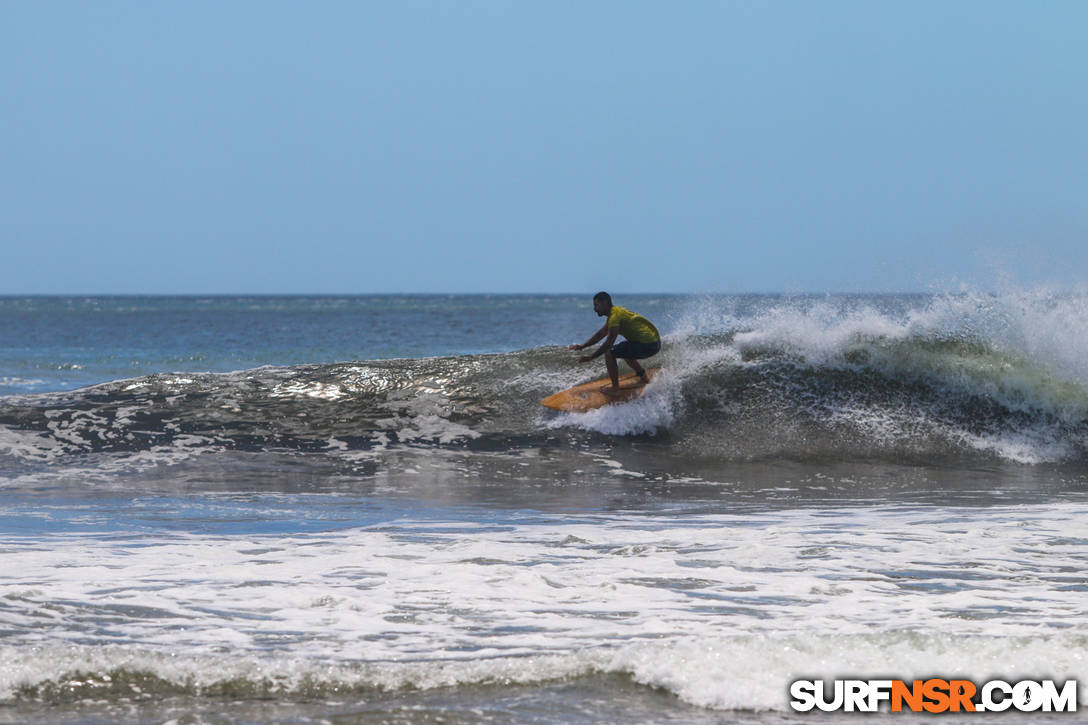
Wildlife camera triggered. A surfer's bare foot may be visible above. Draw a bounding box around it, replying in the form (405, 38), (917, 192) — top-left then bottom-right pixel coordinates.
(600, 385), (620, 396)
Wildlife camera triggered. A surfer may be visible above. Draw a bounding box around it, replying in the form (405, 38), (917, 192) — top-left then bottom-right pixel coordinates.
(568, 292), (661, 394)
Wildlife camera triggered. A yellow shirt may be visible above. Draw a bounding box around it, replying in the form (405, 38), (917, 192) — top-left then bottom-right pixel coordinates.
(607, 305), (660, 343)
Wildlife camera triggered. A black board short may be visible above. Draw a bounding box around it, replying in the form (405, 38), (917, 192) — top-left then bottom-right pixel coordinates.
(609, 339), (661, 360)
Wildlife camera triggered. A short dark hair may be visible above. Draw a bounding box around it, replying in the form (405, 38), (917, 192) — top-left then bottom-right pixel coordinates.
(593, 291), (612, 305)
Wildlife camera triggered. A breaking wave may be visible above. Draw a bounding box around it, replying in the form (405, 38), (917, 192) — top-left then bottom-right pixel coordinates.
(2, 291), (1088, 468)
(5, 633), (1087, 712)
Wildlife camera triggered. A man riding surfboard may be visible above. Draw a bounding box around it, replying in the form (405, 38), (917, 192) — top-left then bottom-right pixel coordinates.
(568, 292), (661, 394)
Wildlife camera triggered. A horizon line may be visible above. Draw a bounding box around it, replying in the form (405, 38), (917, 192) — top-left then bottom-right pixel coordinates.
(0, 290), (970, 297)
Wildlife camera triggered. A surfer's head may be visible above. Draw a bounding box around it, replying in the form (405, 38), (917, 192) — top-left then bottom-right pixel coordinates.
(593, 291), (612, 316)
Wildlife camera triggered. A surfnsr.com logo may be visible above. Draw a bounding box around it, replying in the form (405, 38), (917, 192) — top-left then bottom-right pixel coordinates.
(790, 679), (1078, 713)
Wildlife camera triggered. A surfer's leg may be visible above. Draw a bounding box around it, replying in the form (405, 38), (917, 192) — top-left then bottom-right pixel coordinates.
(616, 340), (658, 385)
(625, 359), (648, 384)
(603, 350), (620, 391)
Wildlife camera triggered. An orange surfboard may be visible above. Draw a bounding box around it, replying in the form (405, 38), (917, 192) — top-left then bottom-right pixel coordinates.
(541, 369), (659, 412)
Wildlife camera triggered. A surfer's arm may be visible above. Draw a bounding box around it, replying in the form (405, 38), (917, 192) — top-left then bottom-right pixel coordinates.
(570, 323), (610, 351)
(577, 327), (619, 363)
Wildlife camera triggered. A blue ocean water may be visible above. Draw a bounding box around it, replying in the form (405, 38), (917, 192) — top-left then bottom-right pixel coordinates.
(0, 295), (624, 394)
(2, 293), (1088, 724)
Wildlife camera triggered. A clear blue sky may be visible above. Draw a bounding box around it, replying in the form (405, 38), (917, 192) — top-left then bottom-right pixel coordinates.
(2, 1), (1085, 294)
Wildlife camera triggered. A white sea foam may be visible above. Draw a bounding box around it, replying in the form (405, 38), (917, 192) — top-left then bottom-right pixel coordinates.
(2, 503), (1086, 709)
(728, 292), (1088, 404)
(671, 290), (1088, 383)
(611, 631), (1088, 711)
(270, 380), (347, 401)
(375, 391), (481, 443)
(0, 425), (66, 464)
(0, 377), (47, 390)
